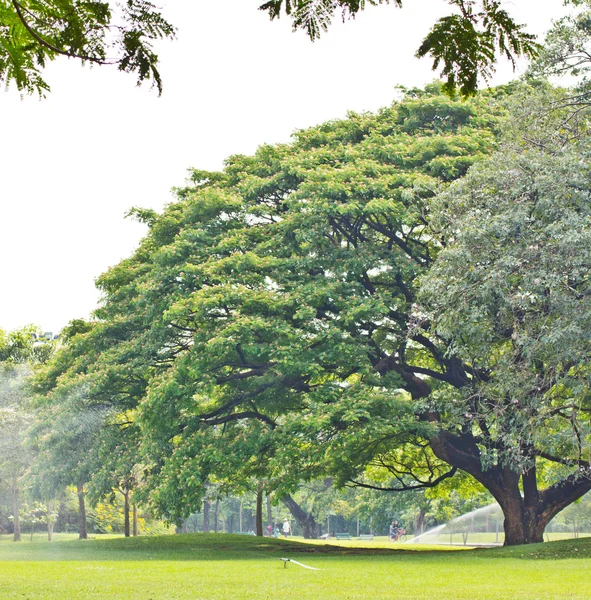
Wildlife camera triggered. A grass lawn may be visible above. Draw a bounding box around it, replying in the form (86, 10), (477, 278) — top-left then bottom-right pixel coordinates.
(0, 533), (588, 599)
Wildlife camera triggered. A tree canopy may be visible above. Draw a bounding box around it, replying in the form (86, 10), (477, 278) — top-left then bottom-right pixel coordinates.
(34, 78), (591, 545)
(36, 85), (505, 523)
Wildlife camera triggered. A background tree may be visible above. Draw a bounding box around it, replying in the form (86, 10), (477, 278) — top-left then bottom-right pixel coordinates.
(532, 0), (591, 90)
(419, 138), (591, 544)
(0, 327), (54, 541)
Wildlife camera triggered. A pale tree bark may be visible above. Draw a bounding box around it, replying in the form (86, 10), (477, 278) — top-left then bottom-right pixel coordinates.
(213, 499), (219, 533)
(132, 503), (139, 536)
(415, 507), (425, 537)
(77, 483), (88, 540)
(203, 499), (211, 532)
(47, 499), (54, 542)
(12, 478), (21, 542)
(266, 494), (273, 532)
(123, 490), (130, 537)
(255, 482), (263, 537)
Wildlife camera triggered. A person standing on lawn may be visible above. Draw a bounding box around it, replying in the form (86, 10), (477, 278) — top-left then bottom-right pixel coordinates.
(282, 519), (291, 538)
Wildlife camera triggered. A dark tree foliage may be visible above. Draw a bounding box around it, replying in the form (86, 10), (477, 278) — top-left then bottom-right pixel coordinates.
(0, 0), (175, 95)
(259, 0), (539, 95)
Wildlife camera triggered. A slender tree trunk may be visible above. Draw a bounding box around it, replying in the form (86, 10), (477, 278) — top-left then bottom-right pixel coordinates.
(266, 493), (273, 533)
(132, 503), (139, 536)
(123, 490), (130, 537)
(203, 499), (210, 533)
(282, 495), (320, 539)
(255, 482), (264, 537)
(213, 499), (220, 533)
(12, 480), (21, 542)
(47, 499), (54, 542)
(416, 508), (425, 537)
(239, 498), (243, 533)
(77, 483), (88, 540)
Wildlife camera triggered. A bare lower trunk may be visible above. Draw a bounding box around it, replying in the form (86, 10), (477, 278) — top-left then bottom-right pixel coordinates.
(416, 508), (425, 537)
(213, 499), (219, 533)
(132, 503), (139, 536)
(77, 483), (88, 540)
(12, 481), (21, 542)
(255, 483), (263, 537)
(429, 431), (591, 546)
(123, 491), (130, 537)
(266, 494), (273, 531)
(282, 495), (320, 539)
(203, 499), (211, 532)
(47, 499), (54, 542)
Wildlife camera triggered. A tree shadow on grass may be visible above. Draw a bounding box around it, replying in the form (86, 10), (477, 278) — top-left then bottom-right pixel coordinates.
(0, 533), (464, 562)
(485, 537), (591, 561)
(1, 534), (588, 563)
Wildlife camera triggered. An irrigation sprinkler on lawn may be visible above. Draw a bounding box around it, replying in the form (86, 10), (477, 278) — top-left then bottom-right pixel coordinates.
(280, 558), (321, 570)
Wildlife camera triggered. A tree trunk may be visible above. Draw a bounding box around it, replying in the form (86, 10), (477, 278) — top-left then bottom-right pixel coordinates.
(123, 490), (130, 537)
(282, 495), (320, 539)
(255, 482), (264, 537)
(132, 503), (139, 536)
(266, 494), (273, 532)
(47, 499), (54, 542)
(429, 431), (591, 545)
(12, 480), (21, 542)
(203, 499), (210, 533)
(213, 499), (220, 533)
(77, 483), (88, 540)
(416, 507), (425, 537)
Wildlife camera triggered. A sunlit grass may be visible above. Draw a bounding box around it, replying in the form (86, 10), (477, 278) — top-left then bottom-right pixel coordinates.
(0, 533), (589, 599)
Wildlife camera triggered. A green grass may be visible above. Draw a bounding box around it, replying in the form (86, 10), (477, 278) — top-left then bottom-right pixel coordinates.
(0, 533), (589, 599)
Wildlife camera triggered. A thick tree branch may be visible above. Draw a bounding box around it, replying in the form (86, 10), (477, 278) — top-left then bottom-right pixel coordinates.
(348, 466), (457, 492)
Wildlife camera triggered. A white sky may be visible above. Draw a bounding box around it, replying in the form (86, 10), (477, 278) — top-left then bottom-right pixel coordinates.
(0, 0), (565, 333)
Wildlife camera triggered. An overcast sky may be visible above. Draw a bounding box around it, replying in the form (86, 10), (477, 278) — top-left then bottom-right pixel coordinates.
(0, 0), (565, 333)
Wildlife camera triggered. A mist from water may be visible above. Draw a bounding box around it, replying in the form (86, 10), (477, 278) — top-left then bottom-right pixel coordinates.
(406, 503), (503, 546)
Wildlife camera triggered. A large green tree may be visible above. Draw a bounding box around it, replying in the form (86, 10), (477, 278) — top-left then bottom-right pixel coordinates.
(41, 86), (504, 527)
(42, 84), (591, 545)
(419, 141), (591, 544)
